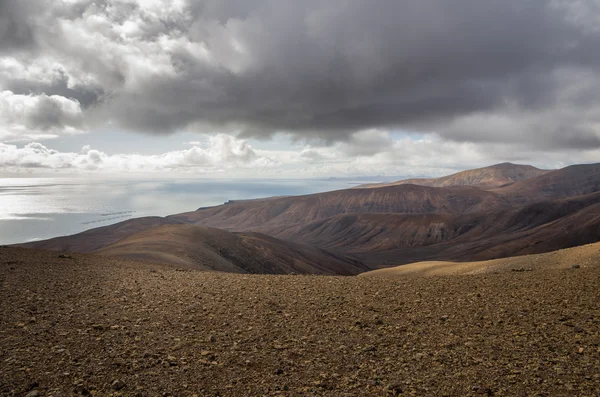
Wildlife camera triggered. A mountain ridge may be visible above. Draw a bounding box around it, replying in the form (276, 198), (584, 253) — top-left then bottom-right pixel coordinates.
(93, 224), (367, 275)
(18, 162), (600, 275)
(359, 162), (549, 190)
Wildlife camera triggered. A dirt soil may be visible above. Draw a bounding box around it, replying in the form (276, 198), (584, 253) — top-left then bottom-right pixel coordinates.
(1, 247), (600, 396)
(361, 241), (600, 277)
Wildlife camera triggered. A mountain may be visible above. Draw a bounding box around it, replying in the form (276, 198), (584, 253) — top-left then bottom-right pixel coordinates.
(22, 216), (184, 253)
(360, 240), (600, 277)
(275, 191), (600, 251)
(18, 162), (600, 275)
(81, 224), (366, 275)
(256, 191), (600, 269)
(493, 163), (600, 203)
(360, 162), (549, 189)
(170, 184), (509, 230)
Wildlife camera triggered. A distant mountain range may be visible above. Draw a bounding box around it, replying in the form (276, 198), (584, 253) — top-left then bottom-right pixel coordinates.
(20, 162), (600, 274)
(359, 162), (549, 189)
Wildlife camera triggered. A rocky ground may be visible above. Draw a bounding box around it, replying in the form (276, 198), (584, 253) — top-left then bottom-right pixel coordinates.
(1, 246), (599, 396)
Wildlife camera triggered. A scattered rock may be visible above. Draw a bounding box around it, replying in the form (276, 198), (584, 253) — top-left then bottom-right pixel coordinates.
(167, 355), (178, 366)
(386, 384), (403, 395)
(571, 264), (581, 269)
(3, 246), (600, 396)
(111, 379), (126, 391)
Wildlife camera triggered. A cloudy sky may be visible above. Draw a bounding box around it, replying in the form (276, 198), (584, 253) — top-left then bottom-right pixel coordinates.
(1, 0), (600, 178)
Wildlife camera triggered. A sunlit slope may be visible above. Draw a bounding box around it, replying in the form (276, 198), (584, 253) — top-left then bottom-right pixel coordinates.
(360, 163), (548, 189)
(360, 241), (600, 277)
(94, 224), (367, 275)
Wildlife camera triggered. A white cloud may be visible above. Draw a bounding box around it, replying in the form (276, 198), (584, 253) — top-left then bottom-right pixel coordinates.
(0, 134), (276, 173)
(1, 131), (598, 177)
(0, 91), (85, 141)
(258, 130), (600, 178)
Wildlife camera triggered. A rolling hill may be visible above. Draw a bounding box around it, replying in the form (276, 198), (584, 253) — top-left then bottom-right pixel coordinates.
(172, 163), (600, 235)
(88, 224), (366, 275)
(493, 163), (600, 203)
(360, 240), (600, 277)
(21, 216), (185, 253)
(169, 184), (509, 230)
(360, 162), (549, 189)
(18, 162), (600, 275)
(273, 191), (600, 254)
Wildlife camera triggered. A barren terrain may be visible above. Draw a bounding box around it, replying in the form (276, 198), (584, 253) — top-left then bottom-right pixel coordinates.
(361, 241), (600, 277)
(2, 247), (600, 396)
(360, 163), (549, 190)
(22, 164), (600, 271)
(94, 224), (366, 275)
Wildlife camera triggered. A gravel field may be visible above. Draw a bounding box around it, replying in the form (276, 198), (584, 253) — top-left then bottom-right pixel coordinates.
(1, 247), (600, 396)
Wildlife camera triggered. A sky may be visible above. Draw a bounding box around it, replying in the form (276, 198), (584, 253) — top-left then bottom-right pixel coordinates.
(1, 0), (600, 178)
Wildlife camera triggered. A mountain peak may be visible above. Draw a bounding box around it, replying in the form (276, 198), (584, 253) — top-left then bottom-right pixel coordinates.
(362, 162), (549, 190)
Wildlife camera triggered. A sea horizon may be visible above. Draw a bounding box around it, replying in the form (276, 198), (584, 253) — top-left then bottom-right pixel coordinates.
(0, 176), (383, 245)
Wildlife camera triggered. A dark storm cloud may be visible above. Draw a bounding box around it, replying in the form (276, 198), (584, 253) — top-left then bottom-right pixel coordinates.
(0, 0), (39, 52)
(5, 71), (104, 109)
(2, 0), (600, 148)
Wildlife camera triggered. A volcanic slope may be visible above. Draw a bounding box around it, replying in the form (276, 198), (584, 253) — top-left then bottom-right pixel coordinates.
(360, 240), (600, 277)
(172, 163), (600, 234)
(19, 162), (600, 273)
(170, 184), (508, 230)
(360, 162), (549, 189)
(492, 162), (600, 203)
(2, 246), (600, 396)
(22, 216), (184, 253)
(275, 191), (600, 256)
(94, 224), (366, 275)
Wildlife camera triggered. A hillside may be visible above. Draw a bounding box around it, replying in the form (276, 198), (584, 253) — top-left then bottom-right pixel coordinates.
(171, 164), (599, 237)
(18, 162), (600, 274)
(493, 163), (600, 203)
(170, 184), (508, 230)
(274, 192), (600, 256)
(94, 224), (366, 275)
(361, 240), (600, 277)
(359, 194), (600, 267)
(2, 246), (600, 396)
(361, 163), (549, 189)
(22, 216), (184, 253)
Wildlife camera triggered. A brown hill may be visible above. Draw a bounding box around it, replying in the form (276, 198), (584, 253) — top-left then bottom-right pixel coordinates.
(493, 162), (600, 203)
(359, 200), (600, 268)
(94, 224), (366, 275)
(170, 184), (508, 231)
(276, 191), (600, 256)
(18, 162), (600, 275)
(21, 216), (184, 253)
(269, 212), (466, 252)
(361, 240), (600, 277)
(169, 164), (600, 241)
(361, 162), (548, 189)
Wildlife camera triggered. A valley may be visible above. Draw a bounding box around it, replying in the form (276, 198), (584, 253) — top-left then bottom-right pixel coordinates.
(20, 162), (600, 274)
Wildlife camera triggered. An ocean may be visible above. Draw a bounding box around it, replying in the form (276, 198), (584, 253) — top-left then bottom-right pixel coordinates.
(0, 177), (361, 245)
